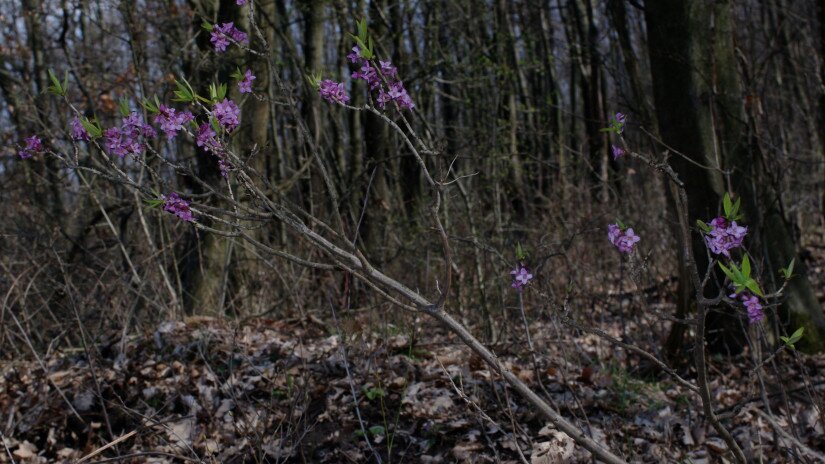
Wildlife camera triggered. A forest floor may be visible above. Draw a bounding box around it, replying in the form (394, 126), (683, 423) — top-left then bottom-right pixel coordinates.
(3, 248), (825, 463)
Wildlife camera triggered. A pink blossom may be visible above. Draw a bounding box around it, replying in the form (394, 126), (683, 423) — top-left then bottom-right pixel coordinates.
(608, 223), (640, 254)
(238, 69), (255, 94)
(162, 192), (195, 222)
(319, 80), (350, 105)
(510, 265), (533, 291)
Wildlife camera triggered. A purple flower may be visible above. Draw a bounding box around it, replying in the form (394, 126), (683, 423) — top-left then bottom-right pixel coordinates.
(730, 292), (763, 324)
(212, 98), (241, 131)
(615, 112), (626, 133)
(210, 22), (248, 53)
(611, 145), (625, 160)
(377, 81), (414, 110)
(103, 113), (155, 158)
(210, 28), (230, 52)
(161, 192), (195, 222)
(352, 63), (380, 90)
(19, 135), (43, 159)
(510, 264), (533, 291)
(196, 123), (220, 151)
(704, 217), (747, 257)
(71, 117), (90, 141)
(347, 46), (362, 64)
(104, 127), (127, 158)
(217, 158), (231, 178)
(25, 135), (42, 152)
(319, 80), (350, 105)
(154, 105), (194, 139)
(379, 60), (398, 78)
(195, 123), (230, 176)
(608, 223), (640, 254)
(236, 0), (247, 5)
(238, 69), (256, 94)
(230, 28), (248, 44)
(743, 294), (764, 324)
(122, 112), (156, 139)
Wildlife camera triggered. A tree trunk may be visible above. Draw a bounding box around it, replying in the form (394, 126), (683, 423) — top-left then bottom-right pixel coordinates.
(646, 0), (825, 354)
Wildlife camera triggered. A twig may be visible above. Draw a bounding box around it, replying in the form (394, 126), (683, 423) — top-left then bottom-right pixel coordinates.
(76, 430), (138, 463)
(329, 300), (383, 464)
(752, 408), (825, 462)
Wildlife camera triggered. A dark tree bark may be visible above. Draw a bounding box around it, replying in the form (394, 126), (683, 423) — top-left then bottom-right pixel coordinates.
(646, 0), (825, 354)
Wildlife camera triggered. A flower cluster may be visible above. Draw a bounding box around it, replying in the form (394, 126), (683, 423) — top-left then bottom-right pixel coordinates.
(237, 69), (255, 94)
(377, 81), (414, 110)
(196, 123), (220, 151)
(18, 136), (42, 159)
(212, 99), (241, 132)
(162, 192), (195, 222)
(510, 264), (533, 291)
(210, 22), (249, 53)
(704, 217), (747, 257)
(104, 113), (156, 158)
(319, 80), (350, 105)
(71, 117), (90, 141)
(611, 145), (625, 160)
(731, 291), (764, 324)
(154, 105), (194, 139)
(608, 223), (640, 254)
(352, 62), (380, 90)
(196, 123), (231, 178)
(349, 46), (414, 110)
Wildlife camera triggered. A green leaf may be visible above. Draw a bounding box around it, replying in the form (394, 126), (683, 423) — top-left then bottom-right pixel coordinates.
(230, 67), (243, 81)
(741, 255), (751, 279)
(368, 425), (385, 437)
(141, 97), (159, 113)
(357, 18), (368, 43)
(729, 261), (744, 282)
(47, 68), (66, 96)
(364, 386), (385, 400)
(744, 279), (764, 298)
(696, 219), (712, 233)
(118, 98), (131, 117)
(788, 327), (804, 345)
(723, 192), (733, 218)
(515, 242), (526, 261)
(780, 327), (804, 349)
(145, 198), (164, 208)
(80, 117), (102, 139)
(48, 69), (61, 88)
(173, 77), (198, 103)
(201, 21), (213, 31)
(718, 262), (736, 282)
(305, 72), (322, 89)
(354, 37), (369, 55)
(210, 117), (221, 134)
(781, 258), (795, 280)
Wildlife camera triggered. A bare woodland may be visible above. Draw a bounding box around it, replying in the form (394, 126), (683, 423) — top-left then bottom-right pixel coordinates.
(2, 0), (825, 462)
